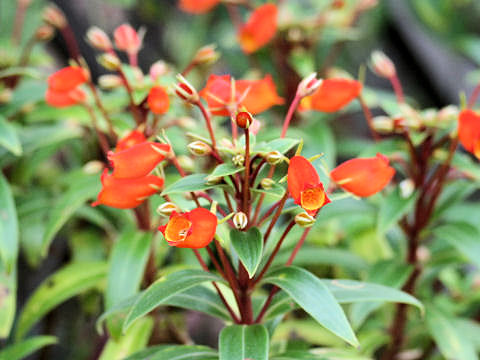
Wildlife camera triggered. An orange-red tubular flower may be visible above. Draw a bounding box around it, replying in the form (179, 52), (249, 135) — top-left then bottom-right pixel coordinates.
(108, 142), (170, 179)
(147, 86), (170, 115)
(159, 208), (217, 248)
(114, 24), (141, 54)
(45, 87), (86, 108)
(458, 109), (480, 159)
(47, 66), (88, 92)
(199, 74), (284, 116)
(330, 153), (395, 197)
(115, 130), (147, 152)
(288, 156), (330, 215)
(238, 3), (278, 54)
(301, 78), (362, 113)
(179, 0), (220, 13)
(92, 169), (164, 209)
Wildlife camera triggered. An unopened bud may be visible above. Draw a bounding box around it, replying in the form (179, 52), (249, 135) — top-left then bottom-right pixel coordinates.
(437, 105), (458, 123)
(233, 212), (248, 230)
(157, 202), (179, 217)
(97, 53), (121, 70)
(260, 178), (275, 190)
(232, 154), (245, 167)
(193, 44), (220, 65)
(206, 176), (223, 185)
(399, 179), (414, 198)
(265, 150), (283, 165)
(371, 50), (396, 79)
(416, 246), (430, 263)
(98, 74), (123, 89)
(35, 25), (54, 41)
(357, 0), (378, 11)
(372, 115), (394, 133)
(177, 155), (194, 172)
(82, 160), (104, 174)
(114, 24), (143, 55)
(236, 111), (253, 129)
(295, 212), (315, 228)
(177, 117), (196, 130)
(297, 73), (323, 98)
(188, 141), (211, 156)
(42, 5), (66, 29)
(149, 60), (169, 81)
(86, 26), (112, 51)
(0, 89), (13, 104)
(174, 74), (199, 103)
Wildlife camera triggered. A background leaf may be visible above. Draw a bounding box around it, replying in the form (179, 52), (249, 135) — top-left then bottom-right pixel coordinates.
(125, 345), (218, 360)
(0, 336), (57, 360)
(0, 173), (19, 273)
(219, 324), (269, 360)
(0, 115), (22, 156)
(377, 188), (417, 234)
(161, 174), (218, 195)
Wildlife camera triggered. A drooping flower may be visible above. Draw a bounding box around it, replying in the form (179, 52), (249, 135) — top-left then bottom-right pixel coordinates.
(288, 156), (330, 215)
(108, 142), (170, 179)
(199, 74), (284, 116)
(114, 24), (141, 55)
(147, 86), (170, 115)
(115, 130), (147, 152)
(330, 153), (395, 197)
(92, 169), (164, 209)
(238, 3), (278, 54)
(159, 208), (217, 248)
(45, 87), (86, 108)
(300, 78), (362, 112)
(178, 0), (221, 14)
(458, 109), (480, 159)
(47, 66), (88, 92)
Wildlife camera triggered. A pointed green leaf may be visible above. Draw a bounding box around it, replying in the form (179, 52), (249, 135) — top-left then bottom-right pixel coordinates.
(209, 163), (244, 178)
(0, 116), (22, 156)
(15, 262), (108, 340)
(377, 188), (417, 234)
(230, 228), (263, 278)
(0, 263), (16, 338)
(0, 336), (56, 360)
(125, 345), (218, 360)
(0, 173), (18, 273)
(161, 174), (218, 195)
(123, 269), (222, 332)
(262, 266), (358, 347)
(219, 324), (269, 360)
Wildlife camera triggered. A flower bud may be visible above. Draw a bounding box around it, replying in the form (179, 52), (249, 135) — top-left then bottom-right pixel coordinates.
(297, 73), (323, 98)
(232, 154), (245, 167)
(35, 25), (54, 41)
(371, 50), (396, 79)
(82, 160), (104, 174)
(295, 212), (316, 228)
(0, 88), (13, 104)
(98, 74), (123, 89)
(416, 246), (430, 263)
(97, 53), (121, 70)
(260, 178), (275, 190)
(114, 24), (142, 55)
(177, 155), (194, 172)
(174, 74), (199, 103)
(399, 179), (414, 199)
(157, 202), (180, 217)
(233, 212), (248, 230)
(193, 44), (220, 65)
(149, 60), (169, 81)
(236, 111), (253, 129)
(178, 117), (196, 130)
(86, 26), (112, 51)
(265, 150), (283, 165)
(188, 141), (211, 156)
(42, 5), (66, 29)
(372, 115), (394, 134)
(206, 176), (223, 185)
(357, 0), (378, 11)
(437, 105), (458, 123)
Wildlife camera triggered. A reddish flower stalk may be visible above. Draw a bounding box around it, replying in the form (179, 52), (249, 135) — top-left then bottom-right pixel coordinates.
(195, 100), (222, 162)
(280, 95), (301, 138)
(389, 73), (405, 104)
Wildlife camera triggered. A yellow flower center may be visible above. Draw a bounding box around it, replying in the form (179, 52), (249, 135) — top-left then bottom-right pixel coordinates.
(300, 186), (325, 211)
(165, 216), (192, 243)
(474, 139), (480, 160)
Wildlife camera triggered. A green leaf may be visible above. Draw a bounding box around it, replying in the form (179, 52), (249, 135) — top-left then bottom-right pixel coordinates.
(433, 222), (480, 268)
(270, 348), (371, 360)
(105, 229), (152, 338)
(125, 345), (218, 360)
(262, 266), (358, 346)
(161, 174), (218, 195)
(0, 173), (19, 273)
(377, 188), (417, 234)
(0, 116), (22, 156)
(41, 174), (100, 257)
(0, 263), (16, 338)
(0, 336), (57, 360)
(255, 138), (299, 154)
(219, 324), (269, 360)
(209, 163), (244, 178)
(426, 308), (478, 360)
(123, 269), (222, 332)
(99, 317), (153, 360)
(230, 228), (263, 278)
(0, 66), (40, 79)
(15, 262), (108, 340)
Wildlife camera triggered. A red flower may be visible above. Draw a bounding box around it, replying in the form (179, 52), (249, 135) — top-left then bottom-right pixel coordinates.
(458, 109), (480, 159)
(239, 3), (278, 54)
(288, 156), (330, 215)
(159, 208), (217, 248)
(92, 169), (164, 209)
(108, 142), (171, 179)
(300, 78), (362, 112)
(199, 74), (284, 116)
(330, 153), (395, 197)
(179, 0), (220, 13)
(45, 87), (86, 108)
(114, 24), (141, 55)
(147, 86), (170, 115)
(47, 66), (88, 92)
(115, 130), (147, 152)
